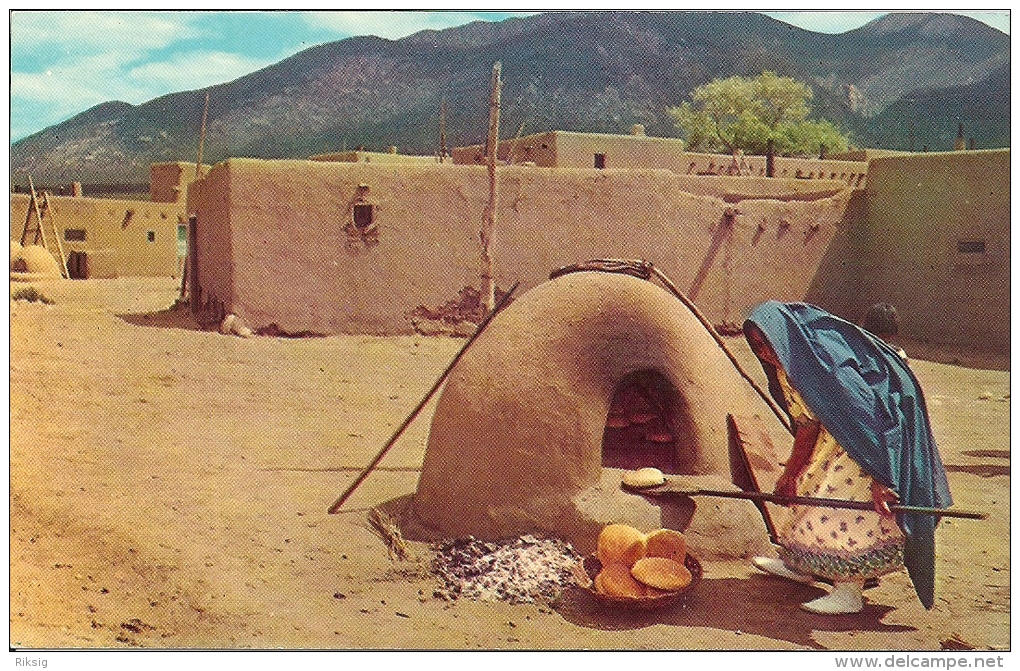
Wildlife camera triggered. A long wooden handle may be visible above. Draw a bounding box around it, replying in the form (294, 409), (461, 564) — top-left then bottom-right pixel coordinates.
(625, 485), (986, 520)
(327, 281), (520, 514)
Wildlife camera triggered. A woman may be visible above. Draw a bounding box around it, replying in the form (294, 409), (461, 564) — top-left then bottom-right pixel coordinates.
(744, 301), (952, 614)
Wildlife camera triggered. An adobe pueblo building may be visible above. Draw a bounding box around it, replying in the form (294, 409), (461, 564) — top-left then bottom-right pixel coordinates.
(9, 162), (205, 279)
(184, 151), (854, 335)
(183, 132), (1008, 354)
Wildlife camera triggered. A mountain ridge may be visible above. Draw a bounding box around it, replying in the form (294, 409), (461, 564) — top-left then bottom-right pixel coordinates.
(11, 11), (1009, 185)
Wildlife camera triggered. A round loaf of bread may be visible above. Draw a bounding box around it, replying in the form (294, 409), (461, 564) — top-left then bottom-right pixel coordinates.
(621, 467), (665, 489)
(597, 524), (647, 567)
(594, 562), (647, 598)
(644, 528), (687, 564)
(630, 556), (693, 591)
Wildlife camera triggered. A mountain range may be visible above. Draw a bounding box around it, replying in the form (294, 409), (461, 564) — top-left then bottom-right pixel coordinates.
(10, 11), (1010, 187)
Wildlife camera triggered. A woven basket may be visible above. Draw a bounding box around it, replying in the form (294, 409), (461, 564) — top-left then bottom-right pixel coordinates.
(573, 553), (702, 611)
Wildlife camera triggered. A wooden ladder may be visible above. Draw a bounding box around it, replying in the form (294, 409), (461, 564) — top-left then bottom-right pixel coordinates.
(19, 175), (69, 278)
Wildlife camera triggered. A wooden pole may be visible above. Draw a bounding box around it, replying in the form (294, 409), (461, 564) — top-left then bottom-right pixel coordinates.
(480, 62), (501, 312)
(195, 92), (210, 179)
(647, 264), (791, 433)
(439, 97), (448, 163)
(327, 281), (520, 514)
(42, 192), (69, 279)
(25, 175), (46, 248)
(624, 485), (986, 520)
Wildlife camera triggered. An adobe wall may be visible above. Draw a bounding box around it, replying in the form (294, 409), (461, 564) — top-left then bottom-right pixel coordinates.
(830, 149), (912, 162)
(150, 162), (209, 203)
(670, 175), (847, 202)
(830, 149), (1010, 352)
(185, 165), (235, 318)
(680, 152), (868, 189)
(451, 134), (868, 189)
(309, 150), (439, 164)
(187, 158), (851, 335)
(801, 190), (870, 319)
(10, 194), (183, 278)
(452, 131), (688, 170)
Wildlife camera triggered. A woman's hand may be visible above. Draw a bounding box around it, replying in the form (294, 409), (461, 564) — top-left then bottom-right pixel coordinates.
(871, 481), (899, 517)
(774, 419), (821, 501)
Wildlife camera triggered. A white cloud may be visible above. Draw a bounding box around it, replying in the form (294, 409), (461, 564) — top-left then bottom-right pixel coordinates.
(9, 12), (282, 140)
(126, 51), (276, 92)
(764, 10), (1010, 35)
(11, 47), (278, 139)
(11, 11), (202, 58)
(950, 11), (1010, 34)
(763, 12), (888, 34)
(302, 11), (534, 41)
(11, 70), (109, 108)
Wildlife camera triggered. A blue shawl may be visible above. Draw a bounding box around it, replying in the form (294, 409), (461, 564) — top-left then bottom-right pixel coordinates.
(744, 301), (952, 609)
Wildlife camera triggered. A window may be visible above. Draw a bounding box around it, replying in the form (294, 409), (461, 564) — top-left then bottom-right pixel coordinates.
(147, 231), (156, 243)
(594, 153), (606, 169)
(353, 204), (375, 231)
(64, 228), (86, 242)
(957, 240), (986, 254)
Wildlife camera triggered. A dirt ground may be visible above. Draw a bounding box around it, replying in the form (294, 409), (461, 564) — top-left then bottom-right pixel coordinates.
(8, 277), (1011, 651)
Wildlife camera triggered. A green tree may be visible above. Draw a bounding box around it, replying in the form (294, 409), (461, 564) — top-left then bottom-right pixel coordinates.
(668, 71), (850, 157)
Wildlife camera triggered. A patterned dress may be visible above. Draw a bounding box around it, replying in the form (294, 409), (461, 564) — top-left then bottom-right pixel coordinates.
(775, 368), (906, 582)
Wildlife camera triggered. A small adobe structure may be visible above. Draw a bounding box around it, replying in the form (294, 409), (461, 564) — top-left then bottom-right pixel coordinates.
(408, 270), (783, 556)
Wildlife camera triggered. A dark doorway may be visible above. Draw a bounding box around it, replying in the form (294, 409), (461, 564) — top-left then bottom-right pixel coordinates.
(66, 251), (88, 279)
(601, 370), (696, 473)
(594, 153), (606, 169)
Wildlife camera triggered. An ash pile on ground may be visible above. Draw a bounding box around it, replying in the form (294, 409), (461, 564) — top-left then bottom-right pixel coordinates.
(431, 535), (582, 604)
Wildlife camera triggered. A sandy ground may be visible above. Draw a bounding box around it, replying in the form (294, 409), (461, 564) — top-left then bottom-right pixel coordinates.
(8, 277), (1011, 651)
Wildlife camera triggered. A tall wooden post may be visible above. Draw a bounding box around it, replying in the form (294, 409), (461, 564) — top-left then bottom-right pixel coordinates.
(480, 62), (501, 312)
(196, 92), (210, 179)
(439, 97), (448, 163)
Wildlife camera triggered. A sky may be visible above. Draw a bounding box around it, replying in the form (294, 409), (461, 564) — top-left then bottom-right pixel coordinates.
(7, 10), (1012, 143)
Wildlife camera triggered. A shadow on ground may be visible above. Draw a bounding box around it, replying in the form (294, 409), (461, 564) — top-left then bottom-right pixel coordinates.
(554, 574), (911, 649)
(960, 450), (1009, 460)
(944, 464), (1010, 478)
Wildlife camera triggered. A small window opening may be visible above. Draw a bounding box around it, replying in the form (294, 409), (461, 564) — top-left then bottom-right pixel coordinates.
(353, 204), (375, 230)
(957, 240), (986, 254)
(64, 228), (86, 242)
(121, 210), (135, 229)
(147, 231), (156, 243)
(594, 153), (606, 169)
